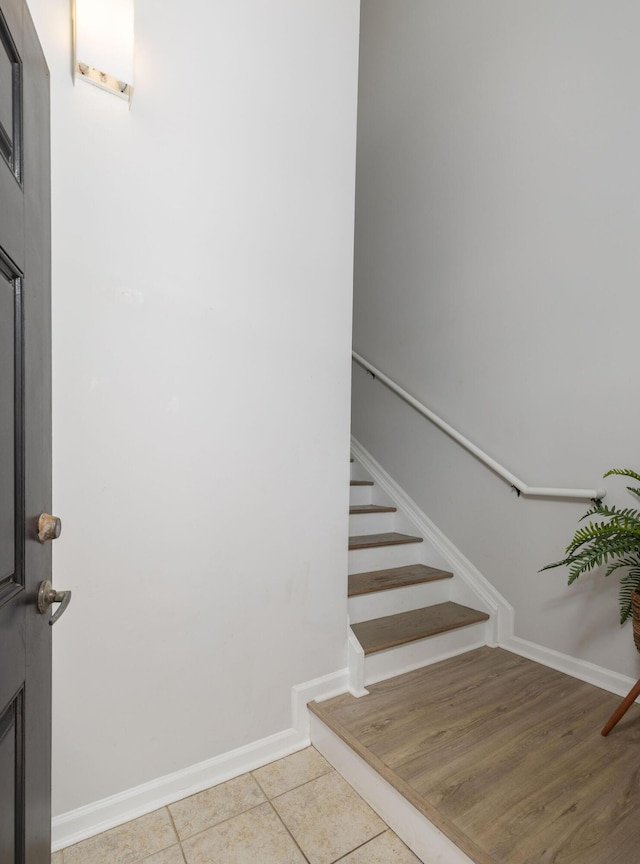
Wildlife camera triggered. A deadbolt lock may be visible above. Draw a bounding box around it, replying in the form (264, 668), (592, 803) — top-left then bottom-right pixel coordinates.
(38, 512), (62, 543)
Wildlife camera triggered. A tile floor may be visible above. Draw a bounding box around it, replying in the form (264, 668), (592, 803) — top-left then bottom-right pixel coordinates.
(51, 747), (421, 864)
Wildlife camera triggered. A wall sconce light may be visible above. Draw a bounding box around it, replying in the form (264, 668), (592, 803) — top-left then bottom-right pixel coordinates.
(72, 0), (134, 103)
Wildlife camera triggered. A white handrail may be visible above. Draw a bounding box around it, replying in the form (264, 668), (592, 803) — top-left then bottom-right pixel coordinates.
(352, 351), (606, 502)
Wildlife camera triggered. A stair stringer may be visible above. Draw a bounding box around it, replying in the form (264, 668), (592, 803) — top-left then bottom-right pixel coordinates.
(350, 436), (514, 647)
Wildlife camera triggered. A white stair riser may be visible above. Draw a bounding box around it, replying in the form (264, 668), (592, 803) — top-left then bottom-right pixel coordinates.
(348, 580), (452, 624)
(449, 578), (494, 615)
(350, 462), (373, 483)
(348, 542), (424, 574)
(348, 512), (396, 535)
(310, 716), (473, 864)
(363, 620), (489, 687)
(310, 716), (476, 864)
(349, 486), (373, 507)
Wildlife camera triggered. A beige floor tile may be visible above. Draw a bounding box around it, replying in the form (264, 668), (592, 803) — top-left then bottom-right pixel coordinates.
(182, 801), (306, 864)
(63, 809), (176, 864)
(51, 854), (63, 864)
(141, 845), (185, 864)
(168, 773), (266, 840)
(339, 830), (422, 863)
(272, 771), (386, 864)
(252, 747), (333, 798)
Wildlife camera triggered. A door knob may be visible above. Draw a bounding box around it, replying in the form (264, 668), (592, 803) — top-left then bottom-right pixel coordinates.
(38, 512), (61, 543)
(38, 581), (72, 625)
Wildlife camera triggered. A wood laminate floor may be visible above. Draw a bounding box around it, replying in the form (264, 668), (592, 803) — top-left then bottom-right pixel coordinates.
(309, 647), (640, 864)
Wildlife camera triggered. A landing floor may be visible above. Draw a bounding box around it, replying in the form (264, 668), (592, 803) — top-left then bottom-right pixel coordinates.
(309, 646), (640, 864)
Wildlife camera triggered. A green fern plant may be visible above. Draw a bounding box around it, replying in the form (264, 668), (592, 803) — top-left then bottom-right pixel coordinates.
(541, 468), (640, 625)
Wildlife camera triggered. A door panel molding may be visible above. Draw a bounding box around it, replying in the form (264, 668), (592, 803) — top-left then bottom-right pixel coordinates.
(0, 5), (23, 181)
(0, 688), (25, 864)
(0, 247), (24, 609)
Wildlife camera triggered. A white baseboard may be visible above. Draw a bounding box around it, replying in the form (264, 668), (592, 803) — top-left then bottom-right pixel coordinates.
(351, 437), (514, 644)
(502, 635), (638, 700)
(53, 667), (349, 852)
(51, 729), (307, 851)
(292, 667), (350, 734)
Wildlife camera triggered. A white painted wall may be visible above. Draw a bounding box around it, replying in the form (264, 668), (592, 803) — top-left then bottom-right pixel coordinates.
(27, 0), (359, 818)
(352, 0), (640, 679)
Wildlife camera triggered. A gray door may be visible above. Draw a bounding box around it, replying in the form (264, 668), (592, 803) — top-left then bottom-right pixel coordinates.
(0, 0), (52, 861)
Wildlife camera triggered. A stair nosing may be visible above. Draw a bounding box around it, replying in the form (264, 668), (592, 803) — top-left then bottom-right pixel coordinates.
(348, 532), (423, 550)
(348, 564), (454, 597)
(351, 603), (490, 655)
(349, 504), (397, 515)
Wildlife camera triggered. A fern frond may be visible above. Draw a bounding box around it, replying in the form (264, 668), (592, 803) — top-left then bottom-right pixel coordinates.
(604, 468), (640, 483)
(563, 537), (640, 584)
(541, 468), (640, 625)
(567, 521), (640, 556)
(604, 555), (640, 579)
(539, 557), (574, 572)
(579, 504), (608, 521)
(578, 505), (640, 523)
(572, 520), (628, 543)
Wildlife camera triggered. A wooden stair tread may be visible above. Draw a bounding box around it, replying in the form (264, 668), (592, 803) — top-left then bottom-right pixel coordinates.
(349, 532), (423, 550)
(349, 504), (397, 515)
(348, 564), (453, 597)
(350, 480), (373, 486)
(351, 603), (490, 655)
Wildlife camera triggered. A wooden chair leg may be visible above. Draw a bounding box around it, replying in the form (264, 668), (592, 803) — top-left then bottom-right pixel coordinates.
(601, 677), (640, 736)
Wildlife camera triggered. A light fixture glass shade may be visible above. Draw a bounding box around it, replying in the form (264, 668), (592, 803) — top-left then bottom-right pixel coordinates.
(73, 0), (134, 102)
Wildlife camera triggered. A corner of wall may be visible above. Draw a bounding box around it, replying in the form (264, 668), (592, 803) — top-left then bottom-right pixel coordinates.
(52, 665), (350, 851)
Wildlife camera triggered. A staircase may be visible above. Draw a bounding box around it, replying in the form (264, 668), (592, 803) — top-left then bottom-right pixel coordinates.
(302, 455), (504, 863)
(347, 456), (492, 690)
